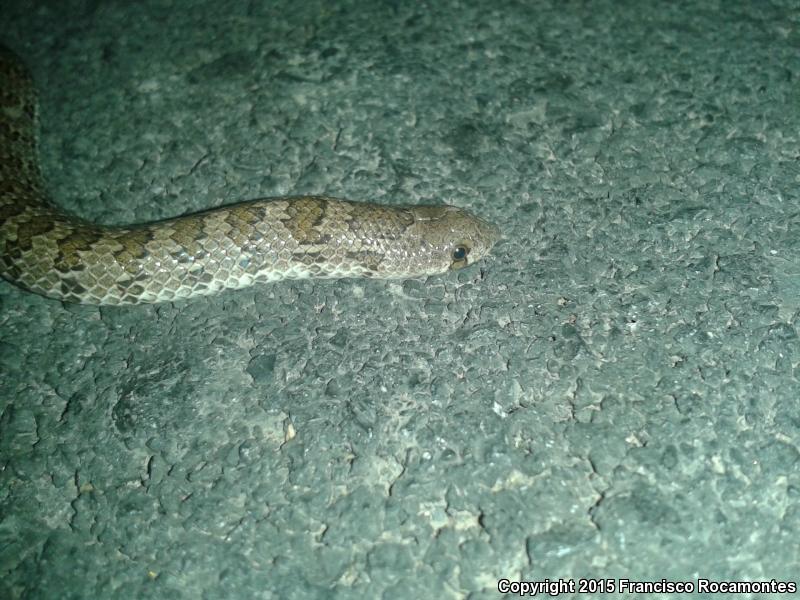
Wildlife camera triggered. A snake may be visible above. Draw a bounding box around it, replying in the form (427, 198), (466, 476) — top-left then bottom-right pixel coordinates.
(0, 45), (499, 305)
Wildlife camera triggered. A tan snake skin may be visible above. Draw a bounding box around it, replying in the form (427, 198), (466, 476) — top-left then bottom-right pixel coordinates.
(0, 46), (499, 305)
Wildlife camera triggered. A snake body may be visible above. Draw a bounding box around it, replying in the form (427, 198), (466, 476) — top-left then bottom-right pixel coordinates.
(0, 46), (499, 305)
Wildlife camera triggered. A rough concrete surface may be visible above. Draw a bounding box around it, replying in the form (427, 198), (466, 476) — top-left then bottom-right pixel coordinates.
(1, 0), (798, 598)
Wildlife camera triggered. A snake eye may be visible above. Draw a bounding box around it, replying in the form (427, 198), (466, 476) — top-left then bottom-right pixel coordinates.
(452, 245), (469, 262)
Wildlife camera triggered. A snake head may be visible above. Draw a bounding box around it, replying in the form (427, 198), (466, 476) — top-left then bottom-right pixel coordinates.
(405, 204), (501, 276)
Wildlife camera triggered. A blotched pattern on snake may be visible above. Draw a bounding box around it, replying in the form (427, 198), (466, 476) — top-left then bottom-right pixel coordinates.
(0, 46), (500, 305)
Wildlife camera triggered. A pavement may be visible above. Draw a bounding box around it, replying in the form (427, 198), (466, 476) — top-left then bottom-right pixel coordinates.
(1, 0), (798, 597)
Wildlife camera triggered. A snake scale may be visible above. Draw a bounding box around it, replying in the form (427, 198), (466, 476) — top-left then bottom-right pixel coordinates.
(0, 45), (499, 305)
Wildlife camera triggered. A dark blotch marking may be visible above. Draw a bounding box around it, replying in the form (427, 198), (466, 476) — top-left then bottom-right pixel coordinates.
(109, 229), (154, 274)
(54, 227), (108, 272)
(13, 213), (62, 251)
(280, 197), (330, 244)
(345, 250), (384, 273)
